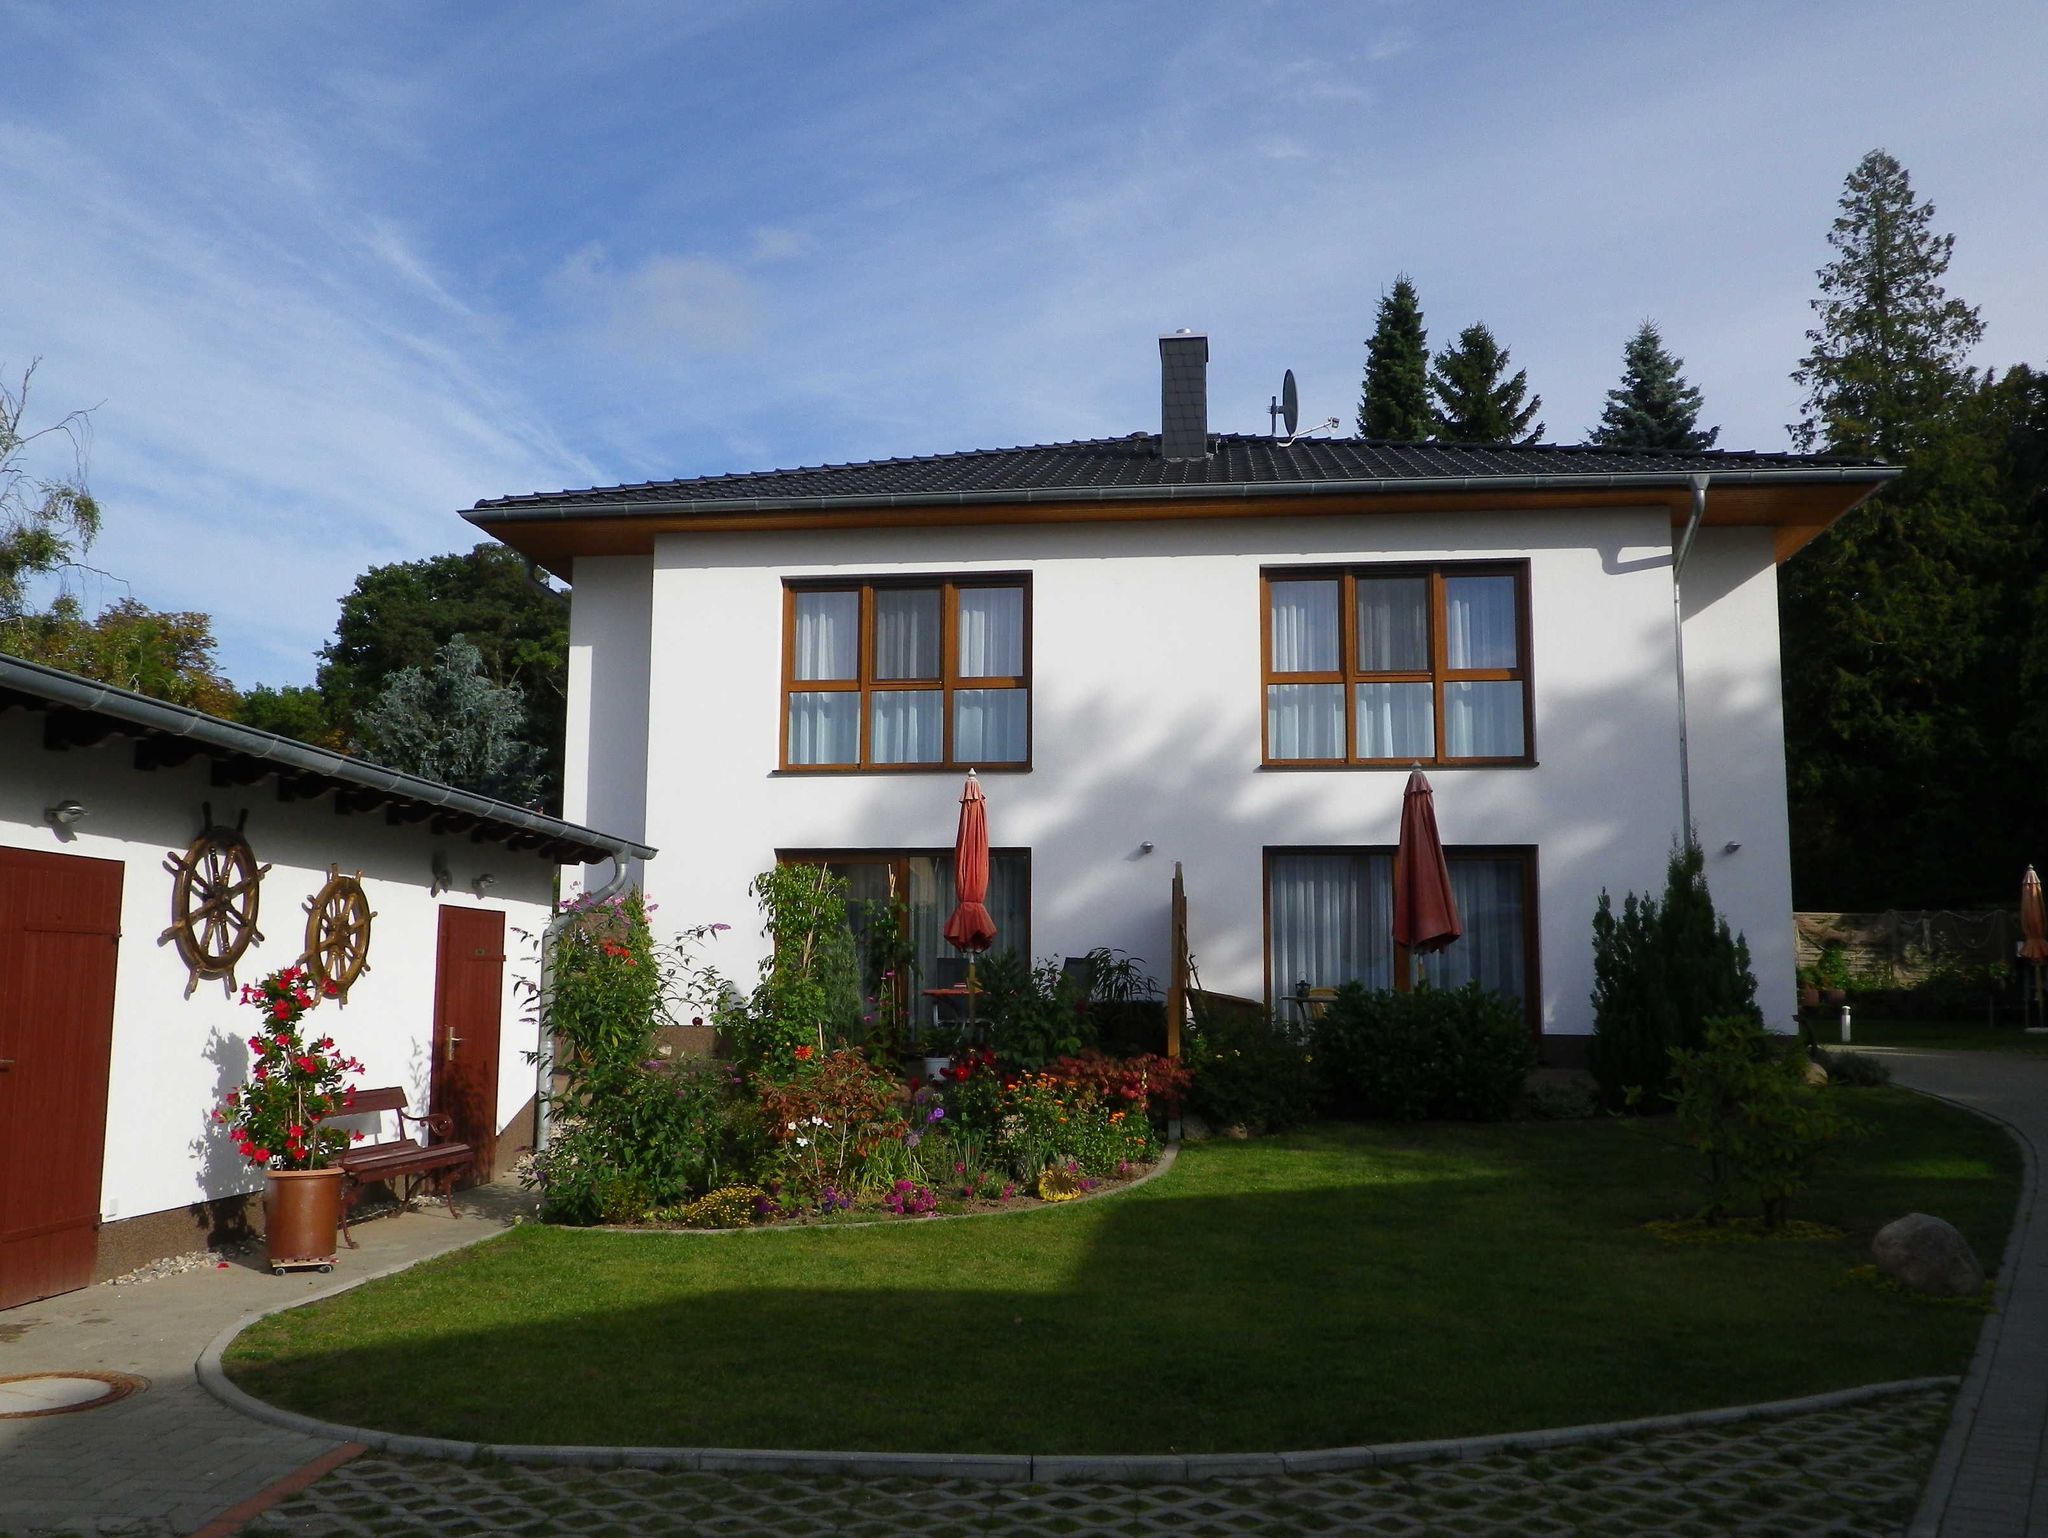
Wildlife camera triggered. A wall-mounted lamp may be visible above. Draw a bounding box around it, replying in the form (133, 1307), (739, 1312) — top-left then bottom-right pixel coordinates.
(430, 852), (453, 897)
(1722, 841), (1742, 854)
(470, 873), (497, 899)
(42, 799), (87, 829)
(1139, 840), (1156, 855)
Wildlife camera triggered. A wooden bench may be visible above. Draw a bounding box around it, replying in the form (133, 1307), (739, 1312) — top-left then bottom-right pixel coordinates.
(326, 1087), (474, 1248)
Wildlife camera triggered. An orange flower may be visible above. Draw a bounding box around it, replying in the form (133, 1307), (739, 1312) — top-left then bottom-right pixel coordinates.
(793, 1044), (814, 1061)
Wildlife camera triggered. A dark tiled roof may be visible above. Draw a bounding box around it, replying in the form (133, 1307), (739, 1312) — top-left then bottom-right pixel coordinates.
(471, 434), (1891, 517)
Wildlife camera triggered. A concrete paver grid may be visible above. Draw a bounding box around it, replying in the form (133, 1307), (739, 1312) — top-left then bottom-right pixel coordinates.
(1881, 1048), (2048, 1537)
(0, 1192), (529, 1538)
(242, 1389), (1949, 1537)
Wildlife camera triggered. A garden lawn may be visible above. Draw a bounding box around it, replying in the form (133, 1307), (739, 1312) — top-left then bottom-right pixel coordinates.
(225, 1088), (2017, 1456)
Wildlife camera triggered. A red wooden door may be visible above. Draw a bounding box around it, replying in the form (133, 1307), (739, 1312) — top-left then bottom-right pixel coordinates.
(0, 847), (124, 1310)
(430, 906), (504, 1185)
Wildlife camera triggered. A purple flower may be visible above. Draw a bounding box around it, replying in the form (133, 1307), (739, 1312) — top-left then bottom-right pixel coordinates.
(904, 1131), (922, 1149)
(927, 1106), (946, 1123)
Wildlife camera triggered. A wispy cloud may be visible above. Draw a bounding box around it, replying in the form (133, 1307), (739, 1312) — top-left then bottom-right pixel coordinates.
(549, 245), (768, 359)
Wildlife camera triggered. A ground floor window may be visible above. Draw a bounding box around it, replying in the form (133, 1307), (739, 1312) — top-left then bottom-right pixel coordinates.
(779, 848), (1030, 1006)
(1265, 846), (1536, 1023)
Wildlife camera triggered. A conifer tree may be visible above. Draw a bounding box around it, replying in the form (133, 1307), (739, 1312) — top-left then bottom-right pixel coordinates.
(1791, 149), (1983, 457)
(1428, 324), (1544, 443)
(1589, 322), (1719, 450)
(1357, 276), (1432, 439)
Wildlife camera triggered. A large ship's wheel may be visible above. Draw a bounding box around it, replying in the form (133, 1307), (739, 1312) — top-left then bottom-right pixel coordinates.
(303, 865), (374, 1004)
(160, 807), (271, 995)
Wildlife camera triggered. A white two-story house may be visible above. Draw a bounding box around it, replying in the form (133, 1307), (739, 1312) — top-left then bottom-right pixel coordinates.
(465, 334), (1894, 1049)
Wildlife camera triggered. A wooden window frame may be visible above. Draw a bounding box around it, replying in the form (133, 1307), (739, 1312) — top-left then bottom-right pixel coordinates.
(1260, 843), (1542, 1042)
(780, 575), (1032, 772)
(1260, 561), (1535, 768)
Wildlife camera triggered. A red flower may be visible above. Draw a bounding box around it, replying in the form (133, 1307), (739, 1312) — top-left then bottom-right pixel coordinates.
(322, 981), (339, 998)
(793, 1044), (814, 1062)
(270, 1002), (290, 1021)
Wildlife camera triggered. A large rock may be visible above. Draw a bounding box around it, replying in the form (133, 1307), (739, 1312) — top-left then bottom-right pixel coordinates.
(1872, 1213), (1985, 1297)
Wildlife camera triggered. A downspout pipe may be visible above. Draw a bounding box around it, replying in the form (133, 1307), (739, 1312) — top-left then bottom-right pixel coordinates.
(1672, 474), (1709, 844)
(533, 848), (635, 1153)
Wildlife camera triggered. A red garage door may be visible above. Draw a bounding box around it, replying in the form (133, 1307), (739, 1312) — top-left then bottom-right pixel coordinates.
(0, 847), (123, 1311)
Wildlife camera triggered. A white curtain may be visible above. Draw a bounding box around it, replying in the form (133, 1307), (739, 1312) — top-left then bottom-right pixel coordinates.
(787, 692), (857, 764)
(870, 690), (942, 763)
(1269, 581), (1339, 671)
(1356, 577), (1430, 671)
(1268, 853), (1393, 1002)
(957, 587), (1024, 677)
(1444, 576), (1518, 669)
(911, 852), (1029, 983)
(1443, 681), (1525, 757)
(1417, 857), (1526, 1003)
(1356, 682), (1434, 759)
(874, 589), (941, 680)
(793, 591), (859, 681)
(1266, 683), (1344, 759)
(953, 689), (1027, 762)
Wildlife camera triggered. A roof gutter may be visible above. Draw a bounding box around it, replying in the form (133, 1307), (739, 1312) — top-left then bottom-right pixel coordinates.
(0, 652), (654, 864)
(466, 465), (1902, 524)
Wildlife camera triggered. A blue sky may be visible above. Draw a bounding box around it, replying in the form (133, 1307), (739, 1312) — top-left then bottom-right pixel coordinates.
(5, 0), (2044, 689)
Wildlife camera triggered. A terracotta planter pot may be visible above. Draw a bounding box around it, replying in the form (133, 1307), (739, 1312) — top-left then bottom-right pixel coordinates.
(264, 1167), (345, 1272)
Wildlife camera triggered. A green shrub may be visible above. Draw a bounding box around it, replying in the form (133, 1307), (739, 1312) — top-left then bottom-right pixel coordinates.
(1313, 981), (1533, 1122)
(1589, 842), (1761, 1109)
(720, 865), (864, 1069)
(522, 1061), (751, 1225)
(1670, 1015), (1853, 1227)
(1182, 999), (1321, 1133)
(1522, 1077), (1600, 1120)
(976, 948), (1092, 1067)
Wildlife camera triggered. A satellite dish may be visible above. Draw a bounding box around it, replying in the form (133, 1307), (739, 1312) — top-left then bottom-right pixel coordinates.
(1269, 369), (1300, 437)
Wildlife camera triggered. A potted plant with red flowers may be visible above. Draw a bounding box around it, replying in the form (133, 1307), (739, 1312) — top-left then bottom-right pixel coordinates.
(212, 965), (365, 1273)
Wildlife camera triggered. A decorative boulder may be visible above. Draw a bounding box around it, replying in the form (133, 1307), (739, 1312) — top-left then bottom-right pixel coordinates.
(1802, 1057), (1829, 1087)
(1872, 1213), (1984, 1297)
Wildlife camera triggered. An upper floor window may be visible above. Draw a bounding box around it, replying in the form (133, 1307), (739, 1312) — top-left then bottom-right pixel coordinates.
(783, 577), (1030, 770)
(1263, 563), (1531, 767)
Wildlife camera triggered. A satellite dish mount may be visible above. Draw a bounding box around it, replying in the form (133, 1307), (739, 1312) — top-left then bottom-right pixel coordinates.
(1268, 369), (1299, 437)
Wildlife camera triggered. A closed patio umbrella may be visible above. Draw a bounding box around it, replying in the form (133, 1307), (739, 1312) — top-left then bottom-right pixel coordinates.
(1394, 768), (1462, 966)
(943, 770), (997, 955)
(2022, 866), (2048, 1027)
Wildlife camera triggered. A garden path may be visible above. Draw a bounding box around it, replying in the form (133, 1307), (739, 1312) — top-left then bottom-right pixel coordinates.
(1877, 1046), (2048, 1537)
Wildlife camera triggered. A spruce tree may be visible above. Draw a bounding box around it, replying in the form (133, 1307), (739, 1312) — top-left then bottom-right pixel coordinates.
(1779, 150), (2010, 907)
(1791, 149), (1983, 457)
(1357, 276), (1433, 439)
(1428, 324), (1544, 443)
(1588, 321), (1719, 450)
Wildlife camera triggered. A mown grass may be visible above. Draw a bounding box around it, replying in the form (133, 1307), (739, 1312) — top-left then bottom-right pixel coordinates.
(1818, 1015), (2048, 1056)
(225, 1088), (2016, 1455)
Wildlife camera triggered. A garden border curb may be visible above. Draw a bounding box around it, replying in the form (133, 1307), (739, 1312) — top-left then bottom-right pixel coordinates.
(1882, 1068), (2042, 1538)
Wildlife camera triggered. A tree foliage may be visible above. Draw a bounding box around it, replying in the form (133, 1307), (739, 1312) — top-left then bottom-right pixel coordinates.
(1588, 321), (1719, 450)
(1, 596), (237, 714)
(1428, 323), (1544, 443)
(1777, 150), (2038, 907)
(351, 635), (544, 804)
(316, 543), (568, 807)
(1, 361), (101, 623)
(1357, 276), (1434, 439)
(235, 683), (344, 749)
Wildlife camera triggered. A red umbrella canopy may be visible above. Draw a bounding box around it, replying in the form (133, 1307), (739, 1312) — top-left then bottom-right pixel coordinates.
(1394, 769), (1462, 956)
(2022, 866), (2048, 963)
(943, 770), (997, 953)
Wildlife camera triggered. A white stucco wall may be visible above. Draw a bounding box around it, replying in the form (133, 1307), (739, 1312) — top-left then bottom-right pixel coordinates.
(1678, 525), (1799, 1027)
(0, 714), (552, 1224)
(590, 505), (1787, 1037)
(563, 554), (652, 896)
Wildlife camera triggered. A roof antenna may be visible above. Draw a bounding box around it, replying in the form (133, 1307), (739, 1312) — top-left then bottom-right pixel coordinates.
(1270, 367), (1340, 446)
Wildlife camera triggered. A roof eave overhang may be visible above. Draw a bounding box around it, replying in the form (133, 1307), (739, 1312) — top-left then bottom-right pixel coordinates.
(465, 465), (1901, 578)
(0, 654), (655, 868)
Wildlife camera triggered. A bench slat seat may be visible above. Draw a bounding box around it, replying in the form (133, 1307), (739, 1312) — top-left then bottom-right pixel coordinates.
(320, 1086), (474, 1246)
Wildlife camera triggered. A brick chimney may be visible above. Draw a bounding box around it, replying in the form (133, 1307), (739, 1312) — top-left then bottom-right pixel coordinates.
(1159, 330), (1209, 461)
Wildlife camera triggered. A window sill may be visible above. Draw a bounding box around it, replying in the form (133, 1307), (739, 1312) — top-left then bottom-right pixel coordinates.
(772, 765), (1034, 777)
(1257, 760), (1541, 772)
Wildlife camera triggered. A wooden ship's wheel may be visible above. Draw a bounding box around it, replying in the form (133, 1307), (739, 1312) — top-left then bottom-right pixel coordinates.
(160, 807), (271, 996)
(303, 865), (374, 1004)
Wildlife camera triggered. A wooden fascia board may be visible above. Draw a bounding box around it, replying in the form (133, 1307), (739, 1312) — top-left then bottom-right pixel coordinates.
(475, 478), (1890, 578)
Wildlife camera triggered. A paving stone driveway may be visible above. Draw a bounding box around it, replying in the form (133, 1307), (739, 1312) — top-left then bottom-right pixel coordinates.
(244, 1389), (1949, 1538)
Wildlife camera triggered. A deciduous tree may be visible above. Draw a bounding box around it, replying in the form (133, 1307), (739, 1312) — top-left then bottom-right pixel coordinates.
(1, 360), (100, 622)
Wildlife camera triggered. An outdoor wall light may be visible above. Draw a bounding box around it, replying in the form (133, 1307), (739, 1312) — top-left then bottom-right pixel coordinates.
(1723, 841), (1742, 854)
(1139, 840), (1156, 855)
(430, 852), (453, 896)
(470, 873), (497, 898)
(42, 799), (87, 828)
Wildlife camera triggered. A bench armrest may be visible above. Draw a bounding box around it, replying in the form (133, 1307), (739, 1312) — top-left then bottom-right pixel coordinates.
(396, 1107), (456, 1141)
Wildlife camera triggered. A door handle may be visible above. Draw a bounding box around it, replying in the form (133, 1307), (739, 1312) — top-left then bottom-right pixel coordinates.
(0, 1059), (14, 1072)
(445, 1035), (461, 1064)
